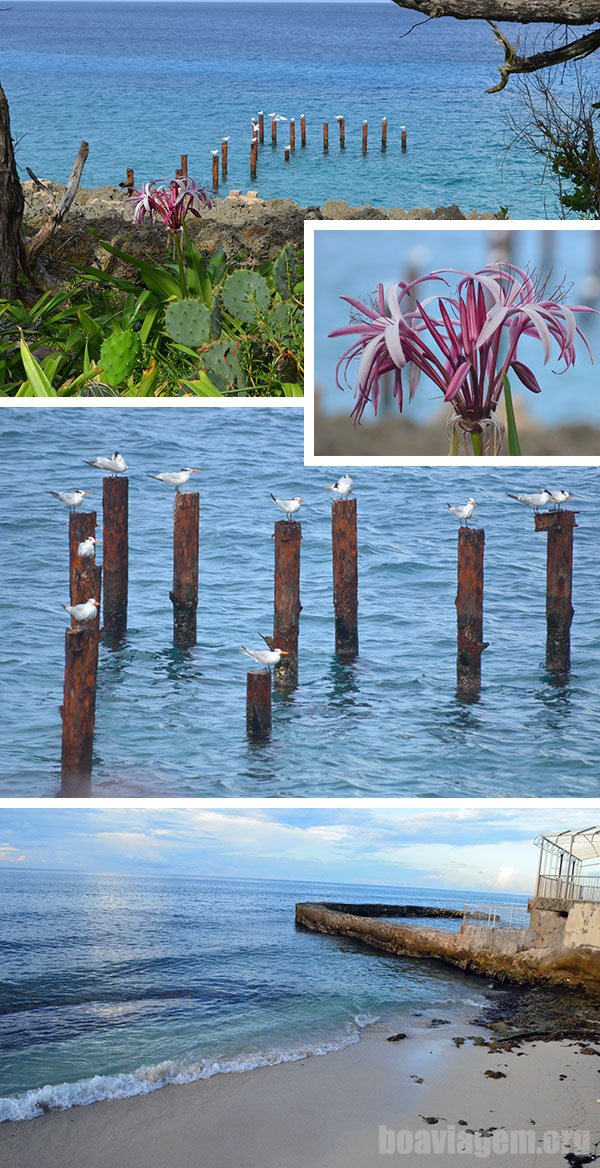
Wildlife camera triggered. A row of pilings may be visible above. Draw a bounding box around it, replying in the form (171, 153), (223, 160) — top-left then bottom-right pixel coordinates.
(121, 116), (408, 192)
(59, 479), (577, 795)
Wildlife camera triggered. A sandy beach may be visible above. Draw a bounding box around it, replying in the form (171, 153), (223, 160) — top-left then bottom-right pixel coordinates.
(1, 1022), (598, 1168)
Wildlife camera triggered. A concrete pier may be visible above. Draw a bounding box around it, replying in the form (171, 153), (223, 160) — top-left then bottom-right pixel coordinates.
(296, 901), (600, 992)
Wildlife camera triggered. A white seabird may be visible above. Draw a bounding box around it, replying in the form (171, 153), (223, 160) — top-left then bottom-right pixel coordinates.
(548, 490), (573, 509)
(77, 537), (99, 559)
(447, 498), (478, 527)
(241, 645), (289, 672)
(506, 490), (552, 513)
(270, 493), (303, 520)
(84, 452), (128, 475)
(147, 468), (201, 490)
(62, 598), (99, 623)
(324, 474), (353, 497)
(49, 489), (91, 511)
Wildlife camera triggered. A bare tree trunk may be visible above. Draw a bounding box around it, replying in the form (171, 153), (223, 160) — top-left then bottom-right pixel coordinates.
(0, 81), (24, 300)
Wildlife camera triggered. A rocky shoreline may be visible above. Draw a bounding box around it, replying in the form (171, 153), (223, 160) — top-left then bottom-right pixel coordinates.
(21, 181), (498, 271)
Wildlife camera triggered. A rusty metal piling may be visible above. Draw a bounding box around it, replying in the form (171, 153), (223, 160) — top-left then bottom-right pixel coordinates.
(362, 121), (368, 154)
(170, 492), (199, 649)
(102, 476), (128, 643)
(381, 116), (387, 150)
(69, 512), (101, 629)
(211, 150), (219, 189)
(180, 153), (188, 177)
(221, 138), (228, 179)
(289, 118), (296, 150)
(250, 137), (258, 181)
(60, 625), (99, 796)
(455, 527), (486, 699)
(401, 125), (407, 151)
(246, 671), (272, 740)
(323, 122), (329, 153)
(258, 111), (265, 144)
(271, 117), (277, 145)
(338, 116), (345, 149)
(534, 510), (577, 675)
(331, 498), (358, 659)
(273, 519), (302, 690)
(300, 114), (306, 147)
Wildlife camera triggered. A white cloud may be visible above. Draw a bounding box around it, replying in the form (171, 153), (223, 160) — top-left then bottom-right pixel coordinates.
(0, 843), (25, 862)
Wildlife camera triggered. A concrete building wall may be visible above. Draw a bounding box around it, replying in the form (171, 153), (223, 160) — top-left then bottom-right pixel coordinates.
(564, 902), (600, 950)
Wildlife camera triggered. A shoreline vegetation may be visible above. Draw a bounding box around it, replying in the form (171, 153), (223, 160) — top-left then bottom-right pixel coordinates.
(1, 1017), (598, 1167)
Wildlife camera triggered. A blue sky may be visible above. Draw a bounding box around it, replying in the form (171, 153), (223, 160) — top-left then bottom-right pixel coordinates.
(1, 807), (598, 893)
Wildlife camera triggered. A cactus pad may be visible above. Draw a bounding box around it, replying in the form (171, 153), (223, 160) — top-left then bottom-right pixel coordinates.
(165, 299), (211, 348)
(200, 340), (245, 392)
(209, 292), (222, 339)
(99, 330), (140, 387)
(221, 269), (271, 324)
(272, 244), (299, 299)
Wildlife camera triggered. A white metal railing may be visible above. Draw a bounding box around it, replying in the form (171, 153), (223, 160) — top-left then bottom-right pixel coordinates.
(536, 874), (600, 903)
(462, 904), (530, 930)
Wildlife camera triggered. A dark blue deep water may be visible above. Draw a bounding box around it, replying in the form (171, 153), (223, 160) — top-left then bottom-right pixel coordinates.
(1, 2), (570, 214)
(0, 870), (524, 1120)
(0, 407), (599, 796)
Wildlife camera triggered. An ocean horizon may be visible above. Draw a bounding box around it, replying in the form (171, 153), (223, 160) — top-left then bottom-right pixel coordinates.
(2, 2), (567, 215)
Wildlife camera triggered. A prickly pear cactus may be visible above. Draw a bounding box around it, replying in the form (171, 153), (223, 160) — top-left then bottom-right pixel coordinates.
(272, 244), (299, 299)
(267, 301), (299, 340)
(99, 330), (140, 387)
(221, 269), (271, 324)
(200, 340), (245, 392)
(209, 292), (222, 339)
(165, 299), (211, 348)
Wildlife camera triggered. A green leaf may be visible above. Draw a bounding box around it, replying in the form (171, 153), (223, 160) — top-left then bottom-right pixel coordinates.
(17, 334), (57, 396)
(96, 240), (181, 301)
(502, 373), (522, 456)
(281, 382), (303, 397)
(182, 373), (224, 397)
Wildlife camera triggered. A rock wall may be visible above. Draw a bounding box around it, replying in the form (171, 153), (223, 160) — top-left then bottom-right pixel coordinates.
(295, 902), (600, 991)
(21, 183), (497, 273)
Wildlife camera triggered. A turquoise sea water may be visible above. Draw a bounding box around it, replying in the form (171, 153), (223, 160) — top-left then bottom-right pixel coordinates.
(1, 2), (576, 215)
(0, 407), (599, 797)
(0, 870), (521, 1120)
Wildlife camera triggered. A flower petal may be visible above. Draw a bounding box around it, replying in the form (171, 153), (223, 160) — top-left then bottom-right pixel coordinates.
(510, 360), (542, 393)
(443, 360), (472, 402)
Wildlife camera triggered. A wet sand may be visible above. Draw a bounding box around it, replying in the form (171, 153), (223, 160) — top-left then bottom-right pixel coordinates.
(1, 1024), (598, 1168)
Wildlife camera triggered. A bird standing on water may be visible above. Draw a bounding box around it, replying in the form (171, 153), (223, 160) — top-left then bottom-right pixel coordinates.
(147, 468), (201, 491)
(271, 494), (303, 520)
(62, 598), (99, 623)
(324, 475), (353, 497)
(84, 452), (128, 475)
(77, 537), (99, 559)
(506, 490), (551, 513)
(49, 490), (91, 511)
(241, 645), (289, 672)
(447, 498), (478, 527)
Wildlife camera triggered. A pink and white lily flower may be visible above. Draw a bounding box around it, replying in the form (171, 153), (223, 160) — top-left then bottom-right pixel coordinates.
(330, 264), (597, 444)
(131, 177), (212, 232)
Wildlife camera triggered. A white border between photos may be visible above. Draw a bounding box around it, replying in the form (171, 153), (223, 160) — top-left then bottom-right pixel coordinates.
(303, 218), (600, 469)
(0, 797), (599, 812)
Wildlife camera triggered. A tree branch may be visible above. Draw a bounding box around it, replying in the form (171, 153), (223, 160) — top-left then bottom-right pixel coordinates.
(487, 24), (600, 91)
(390, 0), (599, 24)
(23, 140), (89, 269)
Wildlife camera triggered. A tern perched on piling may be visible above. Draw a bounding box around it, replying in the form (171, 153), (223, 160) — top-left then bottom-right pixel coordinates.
(84, 452), (128, 475)
(241, 645), (289, 672)
(324, 474), (353, 498)
(447, 498), (478, 527)
(77, 537), (99, 559)
(548, 489), (573, 509)
(506, 490), (551, 513)
(62, 598), (99, 623)
(147, 468), (201, 491)
(271, 494), (303, 520)
(49, 489), (91, 511)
